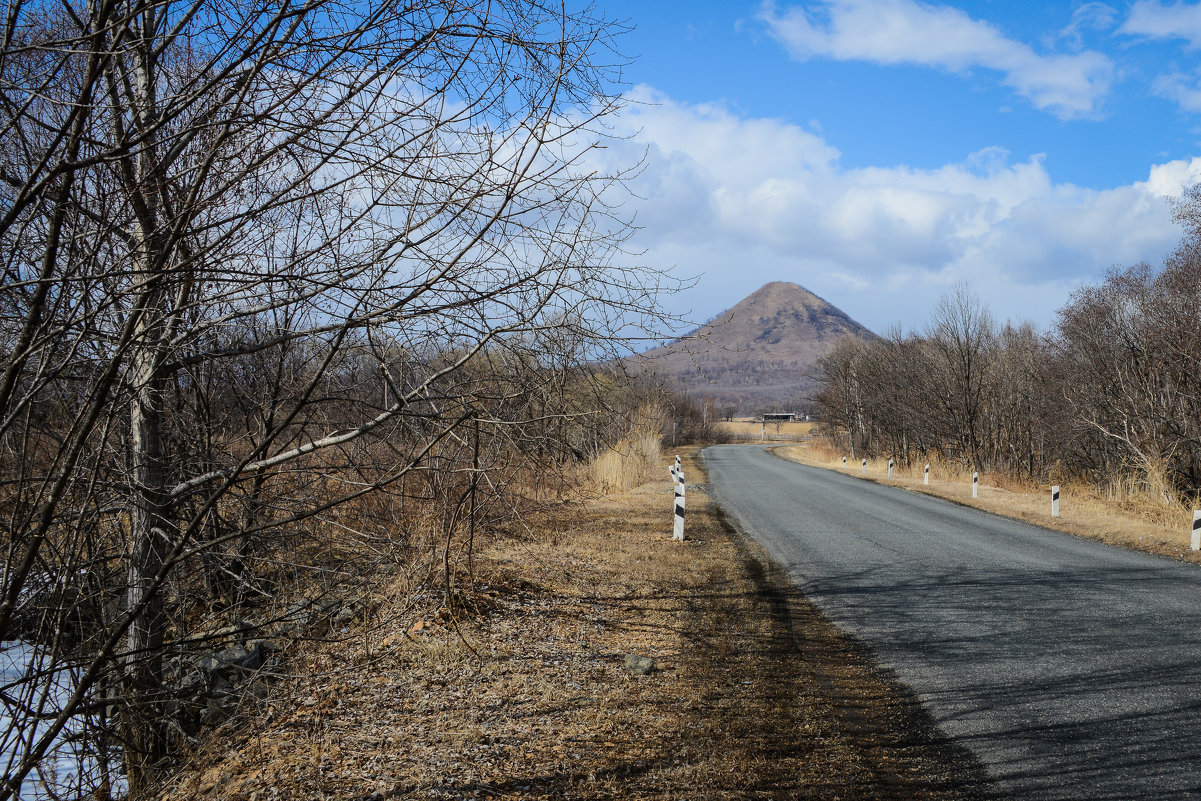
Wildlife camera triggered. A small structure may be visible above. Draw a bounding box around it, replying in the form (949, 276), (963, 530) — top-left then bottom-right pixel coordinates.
(762, 412), (797, 423)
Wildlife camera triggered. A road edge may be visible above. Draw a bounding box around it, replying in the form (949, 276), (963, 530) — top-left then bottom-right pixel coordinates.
(704, 446), (1006, 800)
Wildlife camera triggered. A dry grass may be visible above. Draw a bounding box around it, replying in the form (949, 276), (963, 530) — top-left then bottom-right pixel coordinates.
(589, 433), (662, 494)
(716, 419), (814, 442)
(589, 402), (666, 494)
(157, 448), (991, 801)
(779, 441), (1201, 563)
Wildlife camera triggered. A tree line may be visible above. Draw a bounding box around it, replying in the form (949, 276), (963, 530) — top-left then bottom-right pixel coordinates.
(0, 1), (677, 797)
(815, 187), (1201, 500)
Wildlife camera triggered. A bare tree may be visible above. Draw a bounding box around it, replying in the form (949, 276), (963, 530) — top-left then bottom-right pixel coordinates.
(927, 286), (996, 468)
(1052, 242), (1201, 494)
(813, 336), (870, 457)
(0, 1), (676, 796)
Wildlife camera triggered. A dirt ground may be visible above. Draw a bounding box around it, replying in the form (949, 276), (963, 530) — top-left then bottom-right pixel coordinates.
(159, 448), (998, 800)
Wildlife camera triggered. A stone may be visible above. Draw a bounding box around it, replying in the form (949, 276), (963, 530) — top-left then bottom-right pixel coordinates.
(623, 654), (655, 676)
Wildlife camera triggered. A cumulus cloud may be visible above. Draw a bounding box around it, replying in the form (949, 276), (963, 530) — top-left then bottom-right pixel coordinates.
(1122, 0), (1201, 46)
(758, 0), (1113, 118)
(604, 89), (1194, 331)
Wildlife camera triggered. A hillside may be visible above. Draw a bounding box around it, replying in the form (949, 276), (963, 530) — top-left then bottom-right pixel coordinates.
(637, 281), (876, 414)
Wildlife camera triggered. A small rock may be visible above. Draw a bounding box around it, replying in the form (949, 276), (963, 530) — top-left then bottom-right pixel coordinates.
(216, 644), (251, 665)
(624, 654), (655, 676)
(178, 670), (207, 693)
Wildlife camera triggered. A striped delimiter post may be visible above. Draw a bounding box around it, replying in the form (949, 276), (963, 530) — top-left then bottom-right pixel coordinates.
(972, 472), (979, 499)
(924, 464), (930, 485)
(842, 456), (847, 468)
(1052, 485), (1060, 518)
(672, 460), (686, 541)
(1192, 510), (1200, 552)
(888, 458), (894, 479)
(861, 458), (867, 474)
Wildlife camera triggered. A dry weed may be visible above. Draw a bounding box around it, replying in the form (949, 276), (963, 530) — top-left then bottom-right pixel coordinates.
(716, 419), (814, 442)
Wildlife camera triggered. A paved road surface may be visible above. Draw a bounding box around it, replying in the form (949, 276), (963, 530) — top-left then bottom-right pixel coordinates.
(704, 444), (1201, 800)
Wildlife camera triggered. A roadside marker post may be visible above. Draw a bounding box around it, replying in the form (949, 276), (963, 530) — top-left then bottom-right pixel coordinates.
(972, 472), (979, 499)
(861, 458), (866, 474)
(1192, 510), (1200, 551)
(888, 458), (894, 478)
(842, 456), (847, 468)
(924, 464), (930, 485)
(672, 456), (686, 541)
(1052, 486), (1060, 518)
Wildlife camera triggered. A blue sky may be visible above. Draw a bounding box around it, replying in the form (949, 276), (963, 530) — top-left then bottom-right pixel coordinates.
(594, 0), (1201, 334)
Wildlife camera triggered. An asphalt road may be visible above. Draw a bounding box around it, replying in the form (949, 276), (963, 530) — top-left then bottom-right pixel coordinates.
(704, 444), (1201, 801)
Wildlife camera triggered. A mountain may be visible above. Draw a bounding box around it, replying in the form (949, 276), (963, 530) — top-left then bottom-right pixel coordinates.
(635, 281), (876, 414)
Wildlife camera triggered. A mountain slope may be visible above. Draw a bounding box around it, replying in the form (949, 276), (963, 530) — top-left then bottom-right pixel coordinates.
(637, 282), (875, 414)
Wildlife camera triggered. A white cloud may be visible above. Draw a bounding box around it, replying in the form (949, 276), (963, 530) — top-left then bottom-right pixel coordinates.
(1119, 3), (1201, 111)
(1149, 68), (1201, 111)
(604, 89), (1192, 332)
(1122, 0), (1201, 46)
(1059, 3), (1119, 50)
(759, 0), (1113, 118)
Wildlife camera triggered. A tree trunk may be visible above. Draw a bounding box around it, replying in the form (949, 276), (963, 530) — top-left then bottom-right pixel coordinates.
(123, 361), (172, 792)
(122, 10), (174, 788)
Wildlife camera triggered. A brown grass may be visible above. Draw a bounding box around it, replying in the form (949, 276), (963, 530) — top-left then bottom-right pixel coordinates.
(779, 441), (1201, 563)
(158, 448), (990, 800)
(589, 402), (667, 494)
(589, 433), (662, 494)
(716, 419), (814, 442)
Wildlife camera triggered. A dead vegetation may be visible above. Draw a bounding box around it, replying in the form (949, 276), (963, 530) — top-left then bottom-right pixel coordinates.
(157, 449), (996, 801)
(717, 419), (815, 442)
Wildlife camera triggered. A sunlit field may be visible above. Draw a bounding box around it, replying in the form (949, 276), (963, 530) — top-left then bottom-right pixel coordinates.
(717, 419), (814, 442)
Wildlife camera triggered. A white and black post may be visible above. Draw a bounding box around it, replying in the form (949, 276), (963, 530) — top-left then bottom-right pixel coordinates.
(861, 458), (867, 474)
(1052, 485), (1060, 518)
(1192, 510), (1200, 552)
(888, 458), (894, 479)
(972, 471), (979, 499)
(924, 464), (930, 485)
(842, 456), (847, 468)
(672, 458), (686, 541)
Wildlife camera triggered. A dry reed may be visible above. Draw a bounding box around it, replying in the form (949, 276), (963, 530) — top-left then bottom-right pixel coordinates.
(591, 433), (662, 494)
(588, 403), (666, 494)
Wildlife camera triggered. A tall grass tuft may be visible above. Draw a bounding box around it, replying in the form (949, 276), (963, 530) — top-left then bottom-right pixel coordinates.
(1097, 458), (1193, 529)
(590, 403), (665, 494)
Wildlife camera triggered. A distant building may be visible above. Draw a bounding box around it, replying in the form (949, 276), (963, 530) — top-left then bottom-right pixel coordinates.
(762, 413), (797, 422)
